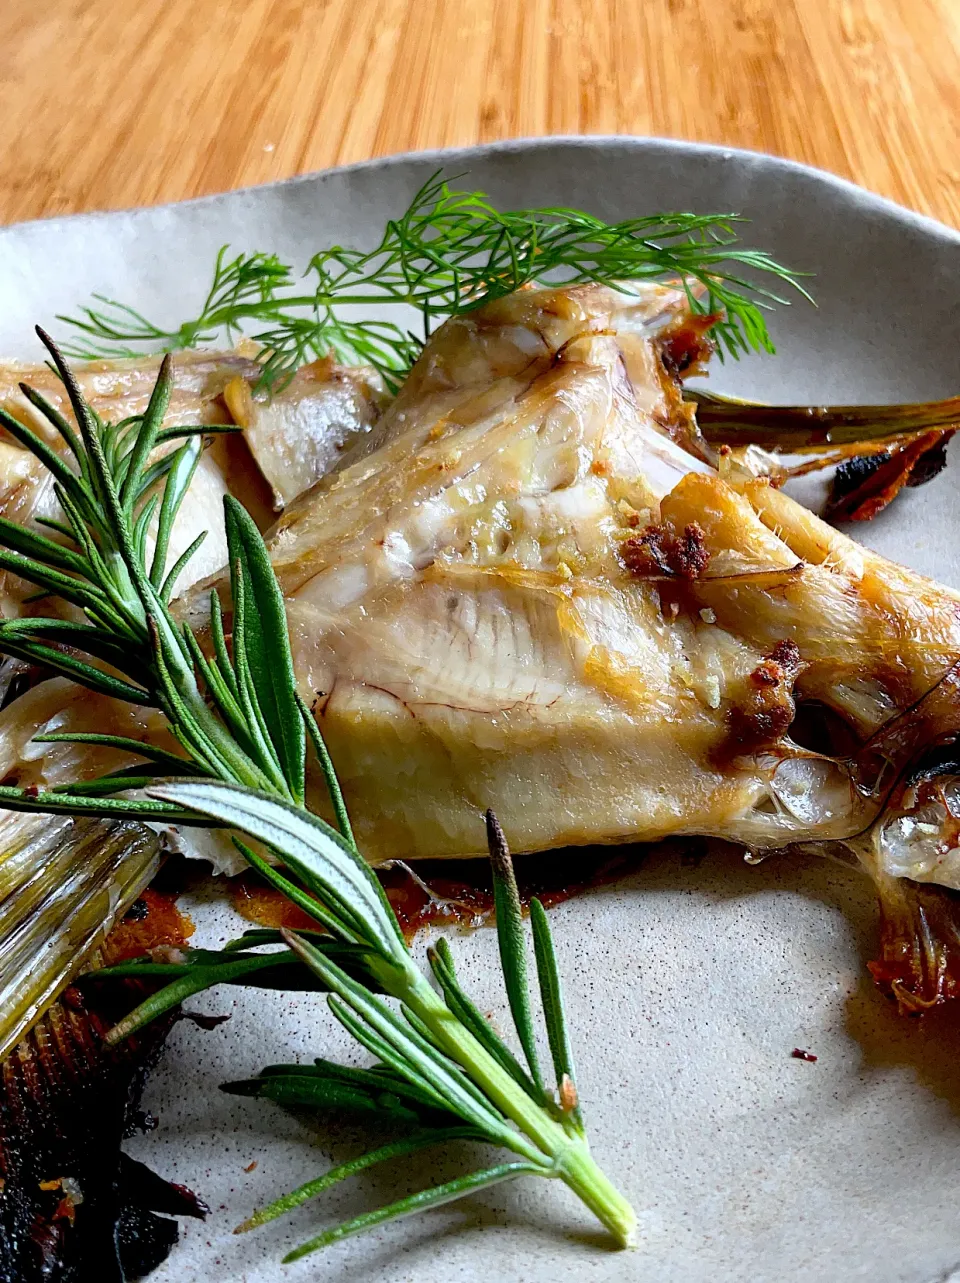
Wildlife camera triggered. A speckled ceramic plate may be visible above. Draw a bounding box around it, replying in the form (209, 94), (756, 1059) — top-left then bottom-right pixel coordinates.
(2, 138), (959, 1283)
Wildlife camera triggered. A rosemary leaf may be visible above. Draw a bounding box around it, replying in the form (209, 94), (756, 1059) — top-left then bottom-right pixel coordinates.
(229, 558), (289, 794)
(223, 1066), (455, 1129)
(132, 493), (160, 564)
(159, 530), (207, 603)
(16, 381), (85, 464)
(0, 782), (206, 825)
(297, 693), (355, 849)
(0, 617), (147, 675)
(282, 1162), (546, 1263)
(0, 402), (96, 515)
(427, 937), (539, 1099)
(209, 588), (241, 703)
(530, 898), (583, 1133)
(486, 809), (545, 1092)
(0, 513), (90, 576)
(149, 437), (203, 588)
(119, 352), (172, 510)
(225, 1075), (431, 1126)
(234, 1128), (484, 1234)
(0, 546), (113, 618)
(103, 951), (297, 1045)
(0, 630), (153, 704)
(32, 731), (201, 774)
(224, 496), (305, 802)
(148, 780), (407, 959)
(263, 1057), (454, 1114)
(232, 837), (360, 941)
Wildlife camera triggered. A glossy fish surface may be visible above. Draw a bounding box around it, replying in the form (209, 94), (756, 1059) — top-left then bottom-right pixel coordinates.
(247, 281), (960, 1008)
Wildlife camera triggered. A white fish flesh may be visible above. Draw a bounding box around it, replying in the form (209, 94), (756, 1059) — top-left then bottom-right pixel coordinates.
(0, 347), (383, 613)
(247, 281), (960, 1009)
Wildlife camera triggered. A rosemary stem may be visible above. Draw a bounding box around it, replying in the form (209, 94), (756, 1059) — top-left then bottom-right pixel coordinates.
(1, 328), (644, 1261)
(400, 972), (637, 1247)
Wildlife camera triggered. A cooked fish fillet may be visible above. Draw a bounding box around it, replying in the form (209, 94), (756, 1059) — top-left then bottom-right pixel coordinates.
(0, 347), (382, 614)
(238, 280), (960, 1008)
(249, 285), (949, 850)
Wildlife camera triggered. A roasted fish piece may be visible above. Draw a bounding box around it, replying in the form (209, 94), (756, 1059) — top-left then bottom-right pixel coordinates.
(0, 348), (383, 614)
(221, 280), (960, 1009)
(221, 356), (385, 510)
(0, 348), (383, 1057)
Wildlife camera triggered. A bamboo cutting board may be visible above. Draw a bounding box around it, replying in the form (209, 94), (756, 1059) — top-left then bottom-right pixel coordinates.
(1, 0), (958, 227)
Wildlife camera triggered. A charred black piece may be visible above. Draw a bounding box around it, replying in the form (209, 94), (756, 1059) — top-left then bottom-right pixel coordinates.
(0, 967), (202, 1279)
(826, 430), (955, 522)
(906, 435), (951, 488)
(830, 451), (890, 506)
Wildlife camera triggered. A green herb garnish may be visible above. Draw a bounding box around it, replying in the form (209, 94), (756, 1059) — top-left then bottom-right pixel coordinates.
(57, 172), (809, 392)
(0, 333), (637, 1258)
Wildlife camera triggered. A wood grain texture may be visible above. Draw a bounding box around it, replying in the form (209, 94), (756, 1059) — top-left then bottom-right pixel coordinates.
(1, 0), (958, 227)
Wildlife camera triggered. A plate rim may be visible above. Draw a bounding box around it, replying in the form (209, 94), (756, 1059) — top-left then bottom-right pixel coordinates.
(3, 134), (958, 248)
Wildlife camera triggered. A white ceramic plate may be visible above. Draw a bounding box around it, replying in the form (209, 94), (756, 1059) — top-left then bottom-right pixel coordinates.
(2, 138), (960, 1283)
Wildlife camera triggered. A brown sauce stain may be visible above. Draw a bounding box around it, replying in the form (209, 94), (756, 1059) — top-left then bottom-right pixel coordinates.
(230, 848), (643, 942)
(230, 877), (318, 933)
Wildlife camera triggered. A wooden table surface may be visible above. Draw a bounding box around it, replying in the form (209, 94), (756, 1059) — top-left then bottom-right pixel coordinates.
(2, 0), (958, 229)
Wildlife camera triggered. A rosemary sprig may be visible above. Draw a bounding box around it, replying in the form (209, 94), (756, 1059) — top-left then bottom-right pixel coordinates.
(0, 333), (637, 1257)
(57, 172), (809, 392)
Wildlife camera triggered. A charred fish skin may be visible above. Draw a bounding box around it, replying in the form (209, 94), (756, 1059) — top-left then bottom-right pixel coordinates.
(0, 1006), (175, 1282)
(0, 890), (203, 1283)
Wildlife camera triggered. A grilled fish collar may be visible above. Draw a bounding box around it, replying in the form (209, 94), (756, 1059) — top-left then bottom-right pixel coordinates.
(259, 280), (960, 1008)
